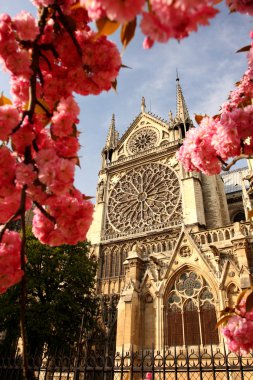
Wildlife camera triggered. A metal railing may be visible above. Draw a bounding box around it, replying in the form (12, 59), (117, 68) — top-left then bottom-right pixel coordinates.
(1, 345), (253, 380)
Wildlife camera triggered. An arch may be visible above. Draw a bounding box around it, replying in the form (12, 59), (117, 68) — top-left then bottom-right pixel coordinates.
(225, 229), (230, 240)
(212, 232), (218, 242)
(233, 211), (246, 223)
(218, 230), (224, 241)
(163, 266), (219, 347)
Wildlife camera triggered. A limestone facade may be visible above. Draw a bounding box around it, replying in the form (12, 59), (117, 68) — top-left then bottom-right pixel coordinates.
(87, 81), (253, 353)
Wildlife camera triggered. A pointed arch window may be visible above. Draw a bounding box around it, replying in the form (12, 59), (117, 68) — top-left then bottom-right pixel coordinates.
(165, 271), (219, 347)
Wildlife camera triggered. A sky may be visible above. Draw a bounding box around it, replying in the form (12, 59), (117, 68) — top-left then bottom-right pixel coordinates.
(0, 2), (252, 199)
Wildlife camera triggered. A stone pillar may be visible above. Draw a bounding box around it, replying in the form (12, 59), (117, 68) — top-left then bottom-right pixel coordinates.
(180, 165), (206, 228)
(232, 223), (252, 289)
(115, 245), (144, 353)
(87, 173), (106, 245)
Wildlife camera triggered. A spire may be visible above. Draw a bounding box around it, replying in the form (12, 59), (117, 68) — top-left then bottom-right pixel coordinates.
(176, 75), (190, 124)
(105, 113), (119, 150)
(141, 96), (146, 113)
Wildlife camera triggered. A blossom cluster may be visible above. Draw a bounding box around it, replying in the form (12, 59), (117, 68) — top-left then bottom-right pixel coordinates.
(82, 0), (253, 49)
(222, 300), (253, 354)
(177, 30), (253, 175)
(0, 230), (23, 294)
(0, 2), (123, 293)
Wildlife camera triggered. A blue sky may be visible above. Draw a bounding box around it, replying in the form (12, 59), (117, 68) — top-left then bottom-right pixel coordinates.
(0, 2), (252, 198)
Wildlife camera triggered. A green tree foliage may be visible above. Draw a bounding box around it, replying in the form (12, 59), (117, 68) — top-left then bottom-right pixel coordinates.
(0, 232), (98, 355)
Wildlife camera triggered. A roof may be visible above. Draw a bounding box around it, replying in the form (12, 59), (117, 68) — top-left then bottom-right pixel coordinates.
(221, 167), (249, 194)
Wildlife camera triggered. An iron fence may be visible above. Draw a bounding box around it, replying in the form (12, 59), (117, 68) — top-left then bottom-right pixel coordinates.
(1, 345), (253, 380)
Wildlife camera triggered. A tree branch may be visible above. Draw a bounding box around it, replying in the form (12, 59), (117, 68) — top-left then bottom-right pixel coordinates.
(220, 154), (251, 171)
(34, 201), (56, 223)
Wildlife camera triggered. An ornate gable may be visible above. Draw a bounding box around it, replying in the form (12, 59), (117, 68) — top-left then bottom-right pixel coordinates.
(112, 112), (174, 163)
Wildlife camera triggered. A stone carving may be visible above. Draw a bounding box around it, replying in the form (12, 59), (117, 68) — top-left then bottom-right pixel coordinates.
(107, 162), (182, 233)
(179, 245), (192, 258)
(127, 127), (158, 154)
(176, 272), (203, 298)
(98, 180), (105, 202)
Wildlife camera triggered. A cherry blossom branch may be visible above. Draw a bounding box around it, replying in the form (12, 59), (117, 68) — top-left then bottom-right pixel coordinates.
(34, 201), (56, 223)
(0, 209), (22, 242)
(54, 4), (83, 58)
(220, 154), (251, 172)
(19, 186), (30, 380)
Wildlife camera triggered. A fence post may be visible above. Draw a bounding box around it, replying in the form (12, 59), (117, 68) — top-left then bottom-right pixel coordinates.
(223, 340), (230, 380)
(130, 346), (134, 380)
(120, 345), (124, 380)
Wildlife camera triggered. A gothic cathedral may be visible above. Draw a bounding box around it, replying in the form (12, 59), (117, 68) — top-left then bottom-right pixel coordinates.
(87, 78), (252, 353)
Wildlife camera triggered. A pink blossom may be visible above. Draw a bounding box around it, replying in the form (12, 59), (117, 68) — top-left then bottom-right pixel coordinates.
(222, 315), (253, 354)
(0, 105), (20, 141)
(32, 190), (93, 246)
(0, 146), (17, 197)
(71, 33), (121, 95)
(13, 11), (39, 41)
(0, 230), (23, 294)
(80, 0), (106, 20)
(10, 75), (30, 107)
(51, 96), (80, 137)
(140, 0), (219, 44)
(15, 163), (36, 187)
(82, 0), (145, 22)
(54, 136), (80, 158)
(38, 157), (75, 195)
(177, 117), (222, 175)
(143, 36), (154, 49)
(226, 0), (253, 15)
(11, 118), (35, 155)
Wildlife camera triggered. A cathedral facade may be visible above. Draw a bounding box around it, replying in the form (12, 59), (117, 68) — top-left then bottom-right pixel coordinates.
(87, 79), (253, 353)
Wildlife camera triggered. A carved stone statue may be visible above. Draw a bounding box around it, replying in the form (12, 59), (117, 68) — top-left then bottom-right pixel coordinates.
(98, 180), (105, 202)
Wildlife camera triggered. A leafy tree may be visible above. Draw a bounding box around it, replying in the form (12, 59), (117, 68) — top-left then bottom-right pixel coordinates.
(0, 232), (98, 355)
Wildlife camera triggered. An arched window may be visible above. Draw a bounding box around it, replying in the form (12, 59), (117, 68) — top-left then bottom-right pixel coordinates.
(233, 211), (246, 223)
(164, 271), (219, 347)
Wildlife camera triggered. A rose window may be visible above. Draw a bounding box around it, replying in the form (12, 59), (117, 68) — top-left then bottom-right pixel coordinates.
(127, 128), (158, 154)
(107, 163), (182, 233)
(176, 272), (202, 297)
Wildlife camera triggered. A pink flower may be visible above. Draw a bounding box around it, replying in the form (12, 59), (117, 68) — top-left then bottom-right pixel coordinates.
(15, 163), (36, 187)
(13, 11), (39, 41)
(140, 0), (218, 45)
(0, 146), (17, 197)
(32, 190), (94, 246)
(0, 230), (23, 294)
(51, 96), (80, 137)
(0, 105), (20, 141)
(82, 0), (145, 22)
(222, 315), (253, 354)
(70, 33), (121, 95)
(11, 117), (35, 155)
(80, 0), (106, 20)
(226, 0), (253, 16)
(54, 136), (80, 158)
